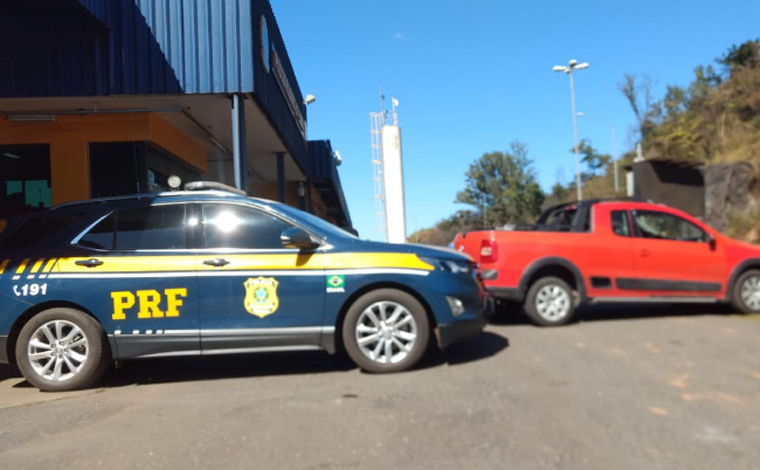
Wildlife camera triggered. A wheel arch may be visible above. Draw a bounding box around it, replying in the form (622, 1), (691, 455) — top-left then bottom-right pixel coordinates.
(332, 282), (437, 355)
(726, 258), (760, 302)
(5, 301), (112, 365)
(518, 257), (587, 304)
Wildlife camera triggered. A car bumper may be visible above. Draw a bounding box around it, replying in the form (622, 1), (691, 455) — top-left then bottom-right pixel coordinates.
(435, 296), (492, 349)
(435, 316), (488, 349)
(0, 336), (8, 364)
(486, 286), (524, 303)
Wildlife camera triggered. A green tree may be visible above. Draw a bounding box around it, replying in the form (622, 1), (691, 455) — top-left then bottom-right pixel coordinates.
(455, 142), (545, 227)
(718, 39), (760, 76)
(571, 139), (611, 179)
(550, 182), (569, 200)
(407, 210), (479, 246)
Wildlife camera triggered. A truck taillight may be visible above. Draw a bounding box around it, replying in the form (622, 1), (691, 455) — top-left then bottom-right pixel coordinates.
(480, 239), (498, 263)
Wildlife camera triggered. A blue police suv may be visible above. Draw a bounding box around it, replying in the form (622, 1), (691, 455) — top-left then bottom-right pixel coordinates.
(0, 182), (490, 391)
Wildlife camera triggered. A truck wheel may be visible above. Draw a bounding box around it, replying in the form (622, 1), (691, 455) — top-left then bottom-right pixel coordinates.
(524, 277), (575, 326)
(342, 289), (429, 373)
(731, 269), (760, 313)
(15, 308), (111, 392)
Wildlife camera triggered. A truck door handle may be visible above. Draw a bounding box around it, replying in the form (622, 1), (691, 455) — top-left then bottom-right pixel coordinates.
(639, 249), (650, 258)
(203, 258), (230, 267)
(75, 258), (103, 268)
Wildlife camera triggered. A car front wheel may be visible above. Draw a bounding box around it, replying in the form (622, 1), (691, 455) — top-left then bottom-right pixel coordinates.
(342, 289), (430, 373)
(16, 308), (111, 392)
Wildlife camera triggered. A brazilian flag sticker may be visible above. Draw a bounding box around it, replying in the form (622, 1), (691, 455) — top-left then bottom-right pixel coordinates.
(326, 275), (345, 293)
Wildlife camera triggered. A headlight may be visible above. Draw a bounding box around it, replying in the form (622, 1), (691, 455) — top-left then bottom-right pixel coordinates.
(439, 260), (471, 274)
(419, 257), (473, 274)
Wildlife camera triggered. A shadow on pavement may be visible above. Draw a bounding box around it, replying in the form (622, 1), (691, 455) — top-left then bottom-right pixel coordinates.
(489, 302), (734, 326)
(419, 331), (509, 369)
(0, 364), (21, 382)
(96, 331), (509, 388)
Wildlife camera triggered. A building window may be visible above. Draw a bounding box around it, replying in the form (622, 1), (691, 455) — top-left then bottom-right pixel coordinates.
(90, 142), (201, 198)
(0, 144), (52, 218)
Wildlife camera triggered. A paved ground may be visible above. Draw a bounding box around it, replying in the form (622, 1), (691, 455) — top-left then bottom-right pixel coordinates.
(1, 305), (759, 470)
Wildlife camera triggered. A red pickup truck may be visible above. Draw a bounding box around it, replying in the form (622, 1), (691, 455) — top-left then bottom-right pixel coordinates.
(453, 199), (760, 326)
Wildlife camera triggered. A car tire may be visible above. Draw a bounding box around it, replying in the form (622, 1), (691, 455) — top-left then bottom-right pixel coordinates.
(524, 277), (576, 327)
(731, 269), (760, 314)
(342, 289), (430, 373)
(16, 308), (111, 392)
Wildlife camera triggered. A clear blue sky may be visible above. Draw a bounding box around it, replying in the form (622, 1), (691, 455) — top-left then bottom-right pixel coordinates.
(271, 0), (759, 241)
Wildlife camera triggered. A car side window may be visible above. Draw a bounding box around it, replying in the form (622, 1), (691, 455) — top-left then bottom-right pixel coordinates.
(77, 204), (187, 250)
(610, 210), (631, 237)
(201, 204), (294, 250)
(78, 213), (116, 250)
(632, 210), (706, 242)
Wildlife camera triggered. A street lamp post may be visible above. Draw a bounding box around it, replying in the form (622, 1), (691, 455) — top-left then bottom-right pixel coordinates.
(577, 112), (619, 193)
(553, 59), (589, 201)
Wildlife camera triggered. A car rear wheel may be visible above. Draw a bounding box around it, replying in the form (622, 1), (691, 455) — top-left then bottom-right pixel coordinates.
(342, 289), (429, 373)
(732, 269), (760, 313)
(16, 308), (111, 392)
(524, 277), (575, 326)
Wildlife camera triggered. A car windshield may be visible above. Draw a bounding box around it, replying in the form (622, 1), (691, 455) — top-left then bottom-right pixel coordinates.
(265, 202), (357, 240)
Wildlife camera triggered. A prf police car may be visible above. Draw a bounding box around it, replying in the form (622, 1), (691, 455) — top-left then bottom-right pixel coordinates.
(0, 182), (489, 391)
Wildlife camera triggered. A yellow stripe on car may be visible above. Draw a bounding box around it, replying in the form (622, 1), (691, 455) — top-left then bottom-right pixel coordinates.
(0, 259), (9, 275)
(15, 258), (31, 275)
(56, 253), (434, 273)
(323, 253), (434, 271)
(30, 258), (46, 274)
(57, 256), (197, 273)
(195, 253), (325, 271)
(42, 258), (57, 273)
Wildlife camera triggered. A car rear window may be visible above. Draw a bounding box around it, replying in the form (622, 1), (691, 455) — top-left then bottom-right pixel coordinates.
(0, 213), (83, 250)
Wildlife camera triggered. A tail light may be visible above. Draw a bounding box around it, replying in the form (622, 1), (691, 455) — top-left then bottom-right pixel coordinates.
(480, 239), (498, 264)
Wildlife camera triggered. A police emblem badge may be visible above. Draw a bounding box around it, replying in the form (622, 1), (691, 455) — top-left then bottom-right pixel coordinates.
(244, 277), (279, 318)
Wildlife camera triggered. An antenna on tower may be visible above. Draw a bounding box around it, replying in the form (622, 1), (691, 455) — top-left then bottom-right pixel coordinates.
(369, 88), (407, 243)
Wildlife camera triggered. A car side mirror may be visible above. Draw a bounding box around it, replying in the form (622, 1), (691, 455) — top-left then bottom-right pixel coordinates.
(281, 227), (320, 250)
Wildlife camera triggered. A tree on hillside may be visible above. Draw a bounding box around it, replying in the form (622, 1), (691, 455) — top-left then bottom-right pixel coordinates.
(455, 142), (545, 227)
(407, 210), (479, 246)
(618, 73), (657, 143)
(570, 139), (611, 179)
(718, 39), (760, 76)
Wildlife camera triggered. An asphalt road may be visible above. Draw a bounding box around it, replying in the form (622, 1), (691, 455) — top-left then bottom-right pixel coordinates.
(1, 305), (759, 470)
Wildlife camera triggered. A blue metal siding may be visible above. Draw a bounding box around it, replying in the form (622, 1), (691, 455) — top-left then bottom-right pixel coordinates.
(252, 0), (308, 170)
(307, 140), (352, 228)
(0, 0), (256, 97)
(81, 0), (255, 95)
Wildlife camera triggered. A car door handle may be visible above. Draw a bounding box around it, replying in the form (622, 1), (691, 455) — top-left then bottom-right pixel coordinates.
(75, 258), (103, 268)
(203, 258), (230, 267)
(639, 249), (650, 258)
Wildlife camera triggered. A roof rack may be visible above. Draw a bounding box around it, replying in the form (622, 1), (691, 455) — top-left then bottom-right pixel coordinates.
(184, 181), (246, 196)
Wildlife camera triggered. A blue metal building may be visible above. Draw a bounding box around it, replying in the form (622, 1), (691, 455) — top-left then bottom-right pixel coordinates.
(0, 0), (351, 229)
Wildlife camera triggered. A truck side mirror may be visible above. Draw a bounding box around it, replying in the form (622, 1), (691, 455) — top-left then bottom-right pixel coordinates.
(708, 235), (717, 250)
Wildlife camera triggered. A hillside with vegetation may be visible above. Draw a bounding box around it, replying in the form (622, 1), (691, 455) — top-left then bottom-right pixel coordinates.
(409, 39), (760, 245)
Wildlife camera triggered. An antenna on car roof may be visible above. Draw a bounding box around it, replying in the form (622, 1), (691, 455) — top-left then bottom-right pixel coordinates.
(184, 181), (247, 196)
